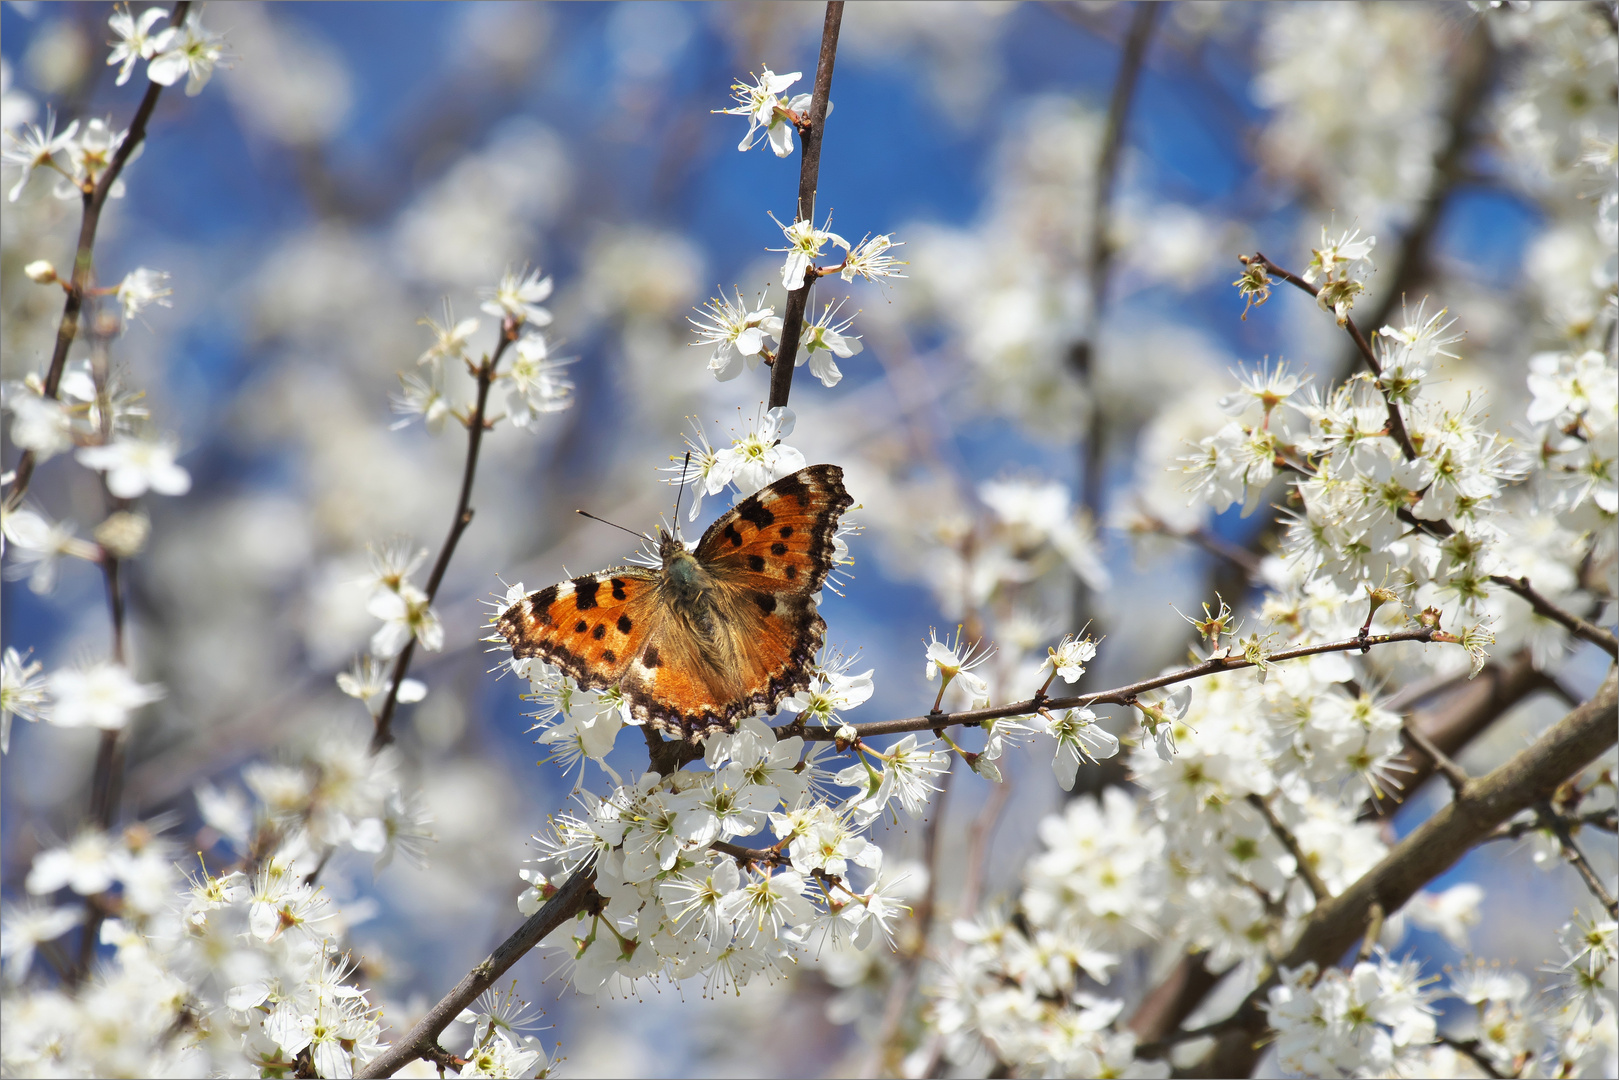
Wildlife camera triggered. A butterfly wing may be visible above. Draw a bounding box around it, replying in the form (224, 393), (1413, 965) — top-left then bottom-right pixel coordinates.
(496, 568), (661, 689)
(694, 464), (853, 597)
(618, 464), (853, 742)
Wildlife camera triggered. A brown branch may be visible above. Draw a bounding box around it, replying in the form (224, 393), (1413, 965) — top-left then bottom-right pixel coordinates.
(370, 332), (512, 754)
(1246, 793), (1330, 904)
(1490, 574), (1618, 657)
(1193, 666), (1618, 1077)
(4, 0), (190, 513)
(1537, 800), (1618, 917)
(355, 867), (600, 1079)
(766, 1), (843, 412)
(779, 626), (1452, 743)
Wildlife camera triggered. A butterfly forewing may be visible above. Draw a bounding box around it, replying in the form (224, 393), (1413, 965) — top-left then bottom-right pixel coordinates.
(497, 569), (660, 689)
(695, 464), (853, 596)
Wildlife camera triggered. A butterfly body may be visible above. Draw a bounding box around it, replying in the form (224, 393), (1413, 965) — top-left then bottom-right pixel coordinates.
(497, 464), (852, 742)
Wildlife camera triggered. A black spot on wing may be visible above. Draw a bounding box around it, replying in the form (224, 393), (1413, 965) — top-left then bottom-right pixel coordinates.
(572, 577), (601, 610)
(785, 565), (798, 580)
(771, 542), (787, 555)
(592, 623), (606, 640)
(602, 649), (616, 663)
(753, 591), (777, 614)
(779, 526), (794, 539)
(610, 577), (628, 601)
(642, 644), (661, 668)
(771, 471), (808, 505)
(574, 619), (588, 633)
(738, 500), (775, 529)
(617, 614), (632, 634)
(530, 586), (558, 626)
(723, 523), (743, 547)
(748, 554), (766, 571)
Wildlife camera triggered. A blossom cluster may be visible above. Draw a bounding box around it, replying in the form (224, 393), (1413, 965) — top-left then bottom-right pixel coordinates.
(510, 681), (933, 996)
(693, 66), (906, 390)
(1266, 910), (1618, 1080)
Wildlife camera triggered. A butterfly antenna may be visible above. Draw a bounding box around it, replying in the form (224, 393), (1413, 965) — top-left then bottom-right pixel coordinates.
(671, 451), (692, 529)
(576, 509), (645, 540)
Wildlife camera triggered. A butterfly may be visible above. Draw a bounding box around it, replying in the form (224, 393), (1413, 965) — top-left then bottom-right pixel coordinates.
(496, 464), (853, 742)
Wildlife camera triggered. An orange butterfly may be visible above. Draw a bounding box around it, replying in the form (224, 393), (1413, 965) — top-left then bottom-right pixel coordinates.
(496, 464), (853, 742)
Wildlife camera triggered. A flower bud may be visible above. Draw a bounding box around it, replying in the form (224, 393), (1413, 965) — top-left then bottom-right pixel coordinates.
(25, 260), (58, 283)
(95, 511), (151, 559)
(1365, 584), (1402, 622)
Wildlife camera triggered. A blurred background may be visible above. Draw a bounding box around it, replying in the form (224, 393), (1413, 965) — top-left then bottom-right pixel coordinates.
(2, 2), (1613, 1075)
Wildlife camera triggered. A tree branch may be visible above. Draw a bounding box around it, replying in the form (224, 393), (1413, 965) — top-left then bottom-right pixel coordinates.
(1193, 666), (1618, 1077)
(766, 1), (843, 412)
(779, 626), (1453, 743)
(1483, 807), (1617, 842)
(1536, 800), (1618, 917)
(1365, 650), (1548, 820)
(4, 0), (191, 513)
(355, 867), (600, 1079)
(1068, 1), (1159, 642)
(1489, 574), (1618, 657)
(1246, 793), (1331, 904)
(1245, 250), (1419, 461)
(370, 333), (513, 753)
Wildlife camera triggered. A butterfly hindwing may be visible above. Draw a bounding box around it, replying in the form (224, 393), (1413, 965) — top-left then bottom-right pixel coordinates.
(620, 589), (826, 742)
(695, 463), (852, 597)
(496, 569), (659, 690)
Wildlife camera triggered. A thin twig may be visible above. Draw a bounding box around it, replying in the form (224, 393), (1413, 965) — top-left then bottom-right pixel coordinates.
(1246, 251), (1419, 461)
(1537, 800), (1619, 917)
(766, 1), (843, 412)
(369, 332), (513, 753)
(1484, 808), (1617, 842)
(710, 839), (786, 868)
(1364, 651), (1548, 821)
(779, 625), (1452, 743)
(1069, 0), (1158, 635)
(355, 868), (600, 1079)
(4, 0), (191, 513)
(1489, 574), (1619, 657)
(1135, 512), (1263, 578)
(1247, 793), (1331, 903)
(1401, 719), (1472, 797)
